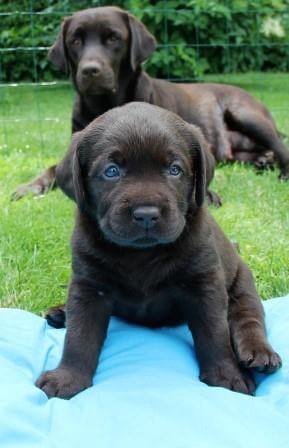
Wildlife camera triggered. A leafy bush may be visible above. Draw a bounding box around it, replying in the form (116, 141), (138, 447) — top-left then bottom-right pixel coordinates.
(0, 0), (288, 82)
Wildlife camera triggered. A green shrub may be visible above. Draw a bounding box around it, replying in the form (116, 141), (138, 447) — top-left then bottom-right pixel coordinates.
(0, 0), (288, 82)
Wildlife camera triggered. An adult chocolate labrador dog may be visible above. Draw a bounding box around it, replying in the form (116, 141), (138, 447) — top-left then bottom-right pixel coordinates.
(13, 6), (289, 200)
(36, 103), (281, 399)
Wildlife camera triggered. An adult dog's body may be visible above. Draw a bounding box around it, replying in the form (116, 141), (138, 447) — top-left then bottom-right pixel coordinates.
(13, 6), (289, 200)
(36, 103), (281, 399)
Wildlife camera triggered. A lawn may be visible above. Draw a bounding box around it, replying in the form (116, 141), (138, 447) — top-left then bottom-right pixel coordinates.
(0, 73), (289, 314)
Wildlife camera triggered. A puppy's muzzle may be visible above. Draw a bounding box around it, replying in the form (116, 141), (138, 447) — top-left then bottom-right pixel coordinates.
(132, 205), (160, 230)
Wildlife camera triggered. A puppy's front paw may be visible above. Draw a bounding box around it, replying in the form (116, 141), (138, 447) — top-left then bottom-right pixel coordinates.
(237, 343), (282, 374)
(206, 190), (222, 208)
(200, 362), (255, 395)
(35, 367), (92, 399)
(254, 153), (275, 172)
(279, 170), (289, 181)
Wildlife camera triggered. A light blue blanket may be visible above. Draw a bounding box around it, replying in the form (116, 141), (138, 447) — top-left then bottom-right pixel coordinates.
(0, 296), (288, 448)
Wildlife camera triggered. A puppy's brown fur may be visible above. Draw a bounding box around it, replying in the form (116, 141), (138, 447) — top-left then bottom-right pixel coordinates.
(13, 6), (289, 200)
(36, 103), (281, 399)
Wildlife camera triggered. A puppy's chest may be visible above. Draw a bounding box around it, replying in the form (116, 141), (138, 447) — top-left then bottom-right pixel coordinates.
(109, 250), (183, 292)
(99, 253), (195, 325)
(112, 281), (190, 326)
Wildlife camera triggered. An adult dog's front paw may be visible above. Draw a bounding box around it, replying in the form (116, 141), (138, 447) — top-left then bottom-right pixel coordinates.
(35, 367), (92, 399)
(200, 361), (255, 395)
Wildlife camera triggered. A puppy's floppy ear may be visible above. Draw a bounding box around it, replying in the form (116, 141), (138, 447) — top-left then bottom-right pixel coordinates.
(72, 143), (86, 212)
(56, 131), (86, 210)
(126, 13), (157, 71)
(193, 141), (206, 208)
(184, 124), (208, 207)
(48, 17), (71, 73)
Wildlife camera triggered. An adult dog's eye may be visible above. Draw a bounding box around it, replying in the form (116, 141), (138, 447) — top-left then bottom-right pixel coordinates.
(104, 164), (120, 179)
(169, 164), (182, 176)
(107, 33), (119, 43)
(72, 38), (82, 46)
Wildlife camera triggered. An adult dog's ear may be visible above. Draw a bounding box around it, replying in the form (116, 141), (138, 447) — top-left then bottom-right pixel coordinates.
(184, 124), (209, 207)
(48, 17), (71, 73)
(55, 131), (86, 210)
(126, 13), (157, 71)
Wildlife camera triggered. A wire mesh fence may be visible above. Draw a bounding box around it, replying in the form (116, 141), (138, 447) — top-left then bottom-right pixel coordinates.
(1, 1), (289, 152)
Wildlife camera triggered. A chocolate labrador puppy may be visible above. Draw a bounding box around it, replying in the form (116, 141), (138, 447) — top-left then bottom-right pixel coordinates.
(13, 6), (289, 200)
(36, 103), (281, 399)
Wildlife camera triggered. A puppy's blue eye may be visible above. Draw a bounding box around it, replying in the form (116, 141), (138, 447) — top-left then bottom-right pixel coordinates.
(169, 164), (182, 176)
(104, 164), (120, 178)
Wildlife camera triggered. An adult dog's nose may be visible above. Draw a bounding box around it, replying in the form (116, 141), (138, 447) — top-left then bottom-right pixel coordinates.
(132, 206), (160, 229)
(82, 63), (101, 78)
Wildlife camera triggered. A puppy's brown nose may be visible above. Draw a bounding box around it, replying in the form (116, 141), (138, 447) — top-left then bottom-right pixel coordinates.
(132, 206), (160, 229)
(82, 63), (101, 78)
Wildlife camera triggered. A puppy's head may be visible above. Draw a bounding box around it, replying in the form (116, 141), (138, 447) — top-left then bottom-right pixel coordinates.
(49, 7), (156, 95)
(69, 103), (206, 249)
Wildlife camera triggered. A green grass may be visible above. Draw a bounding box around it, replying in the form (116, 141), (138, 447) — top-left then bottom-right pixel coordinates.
(0, 73), (289, 314)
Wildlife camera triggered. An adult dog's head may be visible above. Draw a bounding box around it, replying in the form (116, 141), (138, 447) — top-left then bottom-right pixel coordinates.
(59, 103), (207, 249)
(49, 7), (156, 95)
